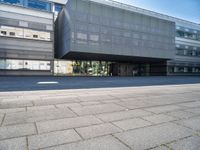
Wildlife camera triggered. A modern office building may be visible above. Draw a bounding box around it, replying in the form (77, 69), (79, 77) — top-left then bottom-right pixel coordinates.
(0, 0), (66, 75)
(55, 0), (200, 76)
(0, 0), (200, 76)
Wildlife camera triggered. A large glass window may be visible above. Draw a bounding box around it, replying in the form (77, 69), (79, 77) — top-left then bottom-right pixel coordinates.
(28, 0), (51, 11)
(54, 60), (111, 76)
(176, 29), (200, 41)
(1, 0), (22, 5)
(55, 3), (62, 13)
(0, 59), (51, 71)
(1, 0), (51, 11)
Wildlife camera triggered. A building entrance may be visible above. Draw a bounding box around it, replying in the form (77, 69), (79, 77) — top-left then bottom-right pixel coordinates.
(110, 63), (150, 76)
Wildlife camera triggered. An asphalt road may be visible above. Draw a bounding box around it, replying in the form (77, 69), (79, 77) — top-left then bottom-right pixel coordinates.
(0, 76), (200, 92)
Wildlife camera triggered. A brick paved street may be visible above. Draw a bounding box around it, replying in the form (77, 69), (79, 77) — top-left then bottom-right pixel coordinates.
(0, 77), (200, 150)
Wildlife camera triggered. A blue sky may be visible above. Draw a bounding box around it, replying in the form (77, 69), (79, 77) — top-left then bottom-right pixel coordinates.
(114, 0), (200, 23)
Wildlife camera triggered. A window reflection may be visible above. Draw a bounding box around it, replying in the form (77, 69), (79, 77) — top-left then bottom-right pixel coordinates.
(176, 29), (200, 41)
(54, 60), (111, 76)
(0, 59), (51, 71)
(1, 0), (51, 11)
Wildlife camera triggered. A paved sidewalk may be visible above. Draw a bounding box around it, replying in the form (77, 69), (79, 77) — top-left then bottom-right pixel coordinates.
(0, 78), (200, 150)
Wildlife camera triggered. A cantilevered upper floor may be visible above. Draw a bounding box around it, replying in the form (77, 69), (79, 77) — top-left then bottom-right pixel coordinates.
(55, 0), (176, 62)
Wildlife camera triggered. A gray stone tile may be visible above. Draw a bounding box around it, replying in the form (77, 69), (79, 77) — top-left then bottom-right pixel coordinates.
(168, 136), (200, 150)
(3, 108), (76, 125)
(166, 110), (197, 119)
(78, 95), (115, 102)
(0, 123), (36, 140)
(76, 123), (121, 139)
(33, 96), (79, 106)
(176, 116), (200, 131)
(144, 105), (183, 114)
(0, 99), (33, 108)
(142, 114), (177, 124)
(0, 108), (26, 114)
(28, 129), (81, 150)
(27, 105), (56, 111)
(113, 118), (152, 130)
(56, 103), (82, 108)
(184, 107), (200, 114)
(96, 109), (152, 122)
(42, 135), (130, 150)
(114, 122), (192, 150)
(37, 115), (102, 134)
(0, 137), (27, 150)
(116, 100), (153, 109)
(80, 101), (101, 106)
(70, 104), (125, 116)
(151, 146), (170, 150)
(178, 101), (200, 108)
(0, 114), (4, 125)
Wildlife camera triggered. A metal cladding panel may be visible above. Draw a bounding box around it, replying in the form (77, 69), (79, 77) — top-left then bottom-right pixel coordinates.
(57, 0), (176, 60)
(0, 37), (53, 60)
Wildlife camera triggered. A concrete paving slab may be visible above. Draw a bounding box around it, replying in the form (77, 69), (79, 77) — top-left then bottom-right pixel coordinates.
(96, 109), (152, 122)
(144, 105), (183, 114)
(113, 118), (152, 130)
(167, 136), (200, 150)
(0, 123), (36, 140)
(0, 137), (27, 150)
(76, 123), (121, 139)
(70, 104), (125, 116)
(178, 101), (200, 108)
(114, 122), (192, 150)
(37, 115), (102, 134)
(142, 114), (177, 124)
(42, 135), (131, 150)
(28, 129), (81, 150)
(166, 110), (197, 119)
(151, 146), (170, 150)
(3, 108), (76, 125)
(176, 116), (200, 131)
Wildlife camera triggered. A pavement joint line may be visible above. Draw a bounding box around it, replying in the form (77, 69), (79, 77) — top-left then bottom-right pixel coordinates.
(67, 106), (80, 117)
(138, 116), (156, 124)
(74, 128), (84, 140)
(109, 121), (124, 132)
(0, 113), (6, 126)
(53, 104), (58, 108)
(111, 134), (133, 150)
(26, 136), (29, 150)
(34, 122), (39, 135)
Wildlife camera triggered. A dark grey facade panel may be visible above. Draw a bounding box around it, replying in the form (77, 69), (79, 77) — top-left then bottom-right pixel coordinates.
(56, 0), (176, 60)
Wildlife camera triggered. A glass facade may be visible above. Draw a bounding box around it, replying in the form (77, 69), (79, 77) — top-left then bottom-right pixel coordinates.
(0, 0), (51, 11)
(176, 27), (200, 41)
(0, 59), (51, 71)
(176, 45), (200, 57)
(55, 3), (62, 13)
(54, 60), (111, 76)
